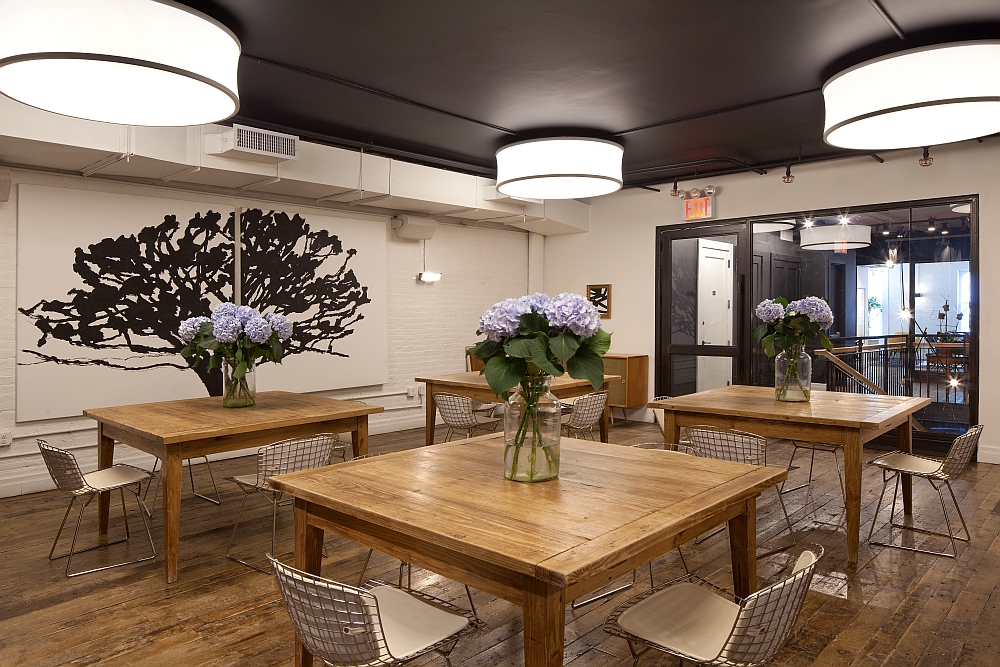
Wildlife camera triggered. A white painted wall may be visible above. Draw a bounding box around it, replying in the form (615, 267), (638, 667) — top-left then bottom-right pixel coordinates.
(0, 170), (527, 497)
(543, 140), (1000, 462)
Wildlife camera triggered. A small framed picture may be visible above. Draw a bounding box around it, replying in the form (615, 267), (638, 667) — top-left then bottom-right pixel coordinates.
(587, 284), (612, 319)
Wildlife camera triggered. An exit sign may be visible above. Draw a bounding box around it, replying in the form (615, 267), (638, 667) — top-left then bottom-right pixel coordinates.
(683, 196), (714, 220)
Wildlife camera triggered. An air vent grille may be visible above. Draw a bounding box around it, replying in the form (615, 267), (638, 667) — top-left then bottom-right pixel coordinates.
(233, 124), (298, 160)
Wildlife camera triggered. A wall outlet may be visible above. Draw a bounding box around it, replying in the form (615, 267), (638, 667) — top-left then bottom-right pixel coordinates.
(0, 432), (11, 446)
(406, 386), (417, 398)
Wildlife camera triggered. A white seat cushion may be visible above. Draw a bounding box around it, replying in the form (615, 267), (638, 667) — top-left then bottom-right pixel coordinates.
(370, 586), (469, 659)
(82, 465), (149, 491)
(617, 582), (740, 662)
(873, 452), (942, 475)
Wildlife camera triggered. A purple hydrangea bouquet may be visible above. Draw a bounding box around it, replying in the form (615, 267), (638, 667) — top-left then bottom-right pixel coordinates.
(753, 296), (834, 402)
(469, 292), (611, 481)
(178, 303), (293, 408)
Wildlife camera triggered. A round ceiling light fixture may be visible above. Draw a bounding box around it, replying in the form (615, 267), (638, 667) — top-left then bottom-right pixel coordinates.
(496, 137), (624, 199)
(0, 0), (240, 126)
(753, 220), (796, 234)
(823, 41), (1000, 149)
(800, 223), (872, 251)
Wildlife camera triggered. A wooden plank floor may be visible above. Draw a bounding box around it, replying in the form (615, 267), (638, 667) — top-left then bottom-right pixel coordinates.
(2, 421), (1000, 667)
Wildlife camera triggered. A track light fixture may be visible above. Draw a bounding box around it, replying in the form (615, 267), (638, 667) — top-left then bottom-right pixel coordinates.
(782, 165), (795, 183)
(688, 187), (701, 198)
(918, 147), (934, 167)
(881, 224), (891, 236)
(940, 222), (950, 235)
(896, 226), (906, 238)
(927, 218), (936, 232)
(703, 184), (716, 195)
(670, 181), (682, 197)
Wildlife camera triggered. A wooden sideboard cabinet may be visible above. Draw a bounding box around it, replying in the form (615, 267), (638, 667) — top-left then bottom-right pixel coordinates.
(603, 354), (649, 421)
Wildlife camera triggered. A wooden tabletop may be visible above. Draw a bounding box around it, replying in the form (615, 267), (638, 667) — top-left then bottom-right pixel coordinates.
(415, 371), (620, 393)
(270, 433), (784, 589)
(649, 385), (930, 430)
(84, 391), (383, 444)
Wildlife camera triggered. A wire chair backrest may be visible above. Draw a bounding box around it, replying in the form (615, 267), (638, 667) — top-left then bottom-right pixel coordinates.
(257, 433), (339, 486)
(631, 442), (700, 457)
(37, 440), (88, 494)
(565, 391), (609, 429)
(938, 424), (984, 479)
(686, 426), (767, 467)
(270, 557), (391, 666)
(433, 393), (479, 430)
(719, 544), (823, 665)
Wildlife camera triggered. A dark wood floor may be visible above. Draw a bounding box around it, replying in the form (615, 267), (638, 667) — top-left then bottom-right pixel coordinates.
(2, 421), (1000, 667)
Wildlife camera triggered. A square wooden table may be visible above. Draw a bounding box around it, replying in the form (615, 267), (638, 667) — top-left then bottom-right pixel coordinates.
(416, 372), (619, 446)
(269, 433), (785, 667)
(84, 391), (383, 583)
(650, 386), (930, 565)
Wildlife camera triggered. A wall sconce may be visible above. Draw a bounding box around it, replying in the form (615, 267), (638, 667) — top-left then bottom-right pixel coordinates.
(418, 272), (441, 282)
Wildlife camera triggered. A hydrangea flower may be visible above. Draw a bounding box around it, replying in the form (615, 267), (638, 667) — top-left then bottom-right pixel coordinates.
(265, 313), (294, 341)
(244, 316), (273, 344)
(518, 292), (551, 314)
(543, 292), (601, 338)
(212, 315), (243, 343)
(787, 296), (834, 330)
(755, 299), (785, 323)
(212, 302), (238, 321)
(235, 305), (260, 325)
(479, 298), (532, 341)
(178, 316), (211, 343)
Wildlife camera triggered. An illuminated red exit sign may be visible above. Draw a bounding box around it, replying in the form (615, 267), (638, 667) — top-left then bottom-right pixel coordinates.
(683, 196), (714, 220)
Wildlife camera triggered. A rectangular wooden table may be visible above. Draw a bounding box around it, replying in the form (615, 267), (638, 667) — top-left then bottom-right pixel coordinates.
(270, 433), (785, 667)
(416, 371), (619, 446)
(84, 391), (383, 583)
(650, 386), (930, 565)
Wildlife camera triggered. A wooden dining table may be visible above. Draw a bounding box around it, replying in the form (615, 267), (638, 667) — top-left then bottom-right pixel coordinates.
(269, 433), (786, 667)
(416, 371), (619, 446)
(650, 386), (930, 565)
(84, 391), (383, 583)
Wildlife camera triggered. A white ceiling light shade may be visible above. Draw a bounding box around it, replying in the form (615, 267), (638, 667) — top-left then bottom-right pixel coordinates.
(495, 138), (623, 199)
(753, 220), (796, 234)
(0, 0), (240, 126)
(800, 224), (871, 251)
(823, 41), (1000, 149)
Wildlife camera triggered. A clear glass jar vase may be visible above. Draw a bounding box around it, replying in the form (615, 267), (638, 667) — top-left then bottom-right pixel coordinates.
(775, 348), (812, 402)
(223, 361), (256, 408)
(503, 374), (561, 482)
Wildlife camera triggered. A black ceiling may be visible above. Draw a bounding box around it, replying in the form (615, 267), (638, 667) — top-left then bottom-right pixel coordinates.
(180, 0), (1000, 188)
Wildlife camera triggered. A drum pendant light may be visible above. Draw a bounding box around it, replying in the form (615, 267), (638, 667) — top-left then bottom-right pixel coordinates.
(496, 137), (624, 199)
(0, 0), (241, 126)
(823, 41), (1000, 150)
(800, 223), (871, 251)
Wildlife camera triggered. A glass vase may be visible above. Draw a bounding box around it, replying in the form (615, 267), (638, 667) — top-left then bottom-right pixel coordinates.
(775, 349), (812, 402)
(503, 374), (561, 482)
(223, 361), (256, 408)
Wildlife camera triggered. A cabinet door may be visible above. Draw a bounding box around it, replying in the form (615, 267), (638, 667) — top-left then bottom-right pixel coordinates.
(604, 357), (628, 406)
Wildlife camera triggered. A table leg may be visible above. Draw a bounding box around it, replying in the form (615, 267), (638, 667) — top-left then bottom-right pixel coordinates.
(425, 387), (437, 447)
(898, 420), (914, 515)
(351, 417), (369, 458)
(522, 579), (565, 667)
(662, 410), (680, 446)
(599, 405), (610, 442)
(729, 496), (757, 598)
(294, 499), (324, 667)
(163, 451), (182, 583)
(97, 425), (114, 536)
(844, 429), (862, 566)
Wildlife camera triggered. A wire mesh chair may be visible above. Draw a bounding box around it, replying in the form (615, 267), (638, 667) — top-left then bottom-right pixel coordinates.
(605, 544), (823, 666)
(780, 441), (845, 499)
(270, 556), (484, 667)
(686, 426), (795, 549)
(867, 424), (983, 557)
(37, 440), (156, 577)
(142, 455), (220, 517)
(650, 395), (690, 444)
(561, 391), (609, 440)
(433, 393), (500, 441)
(225, 433), (340, 572)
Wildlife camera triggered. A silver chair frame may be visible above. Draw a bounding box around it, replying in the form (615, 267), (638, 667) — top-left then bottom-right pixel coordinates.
(780, 440), (845, 497)
(142, 455), (221, 517)
(867, 425), (982, 558)
(561, 391), (609, 440)
(433, 392), (500, 442)
(38, 440), (156, 577)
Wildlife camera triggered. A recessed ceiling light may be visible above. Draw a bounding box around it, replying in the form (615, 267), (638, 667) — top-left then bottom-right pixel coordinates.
(496, 137), (623, 199)
(823, 41), (1000, 149)
(0, 0), (241, 126)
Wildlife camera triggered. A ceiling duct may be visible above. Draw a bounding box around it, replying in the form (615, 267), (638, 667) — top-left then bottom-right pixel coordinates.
(205, 124), (299, 163)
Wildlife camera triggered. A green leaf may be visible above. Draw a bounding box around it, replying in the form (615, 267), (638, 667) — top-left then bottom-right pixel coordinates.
(484, 356), (527, 396)
(503, 337), (534, 359)
(752, 323), (768, 343)
(518, 312), (548, 336)
(761, 334), (776, 358)
(774, 296), (788, 307)
(468, 339), (502, 362)
(529, 335), (564, 376)
(549, 332), (580, 361)
(208, 353), (221, 370)
(566, 347), (605, 391)
(819, 332), (833, 351)
(584, 329), (612, 357)
(234, 361), (247, 380)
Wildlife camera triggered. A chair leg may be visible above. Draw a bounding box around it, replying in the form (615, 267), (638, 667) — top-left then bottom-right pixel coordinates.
(48, 497), (78, 560)
(61, 488), (155, 577)
(189, 456), (222, 506)
(464, 585), (477, 615)
(867, 470), (894, 543)
(225, 490), (269, 573)
(571, 568), (638, 608)
(944, 480), (972, 542)
(775, 486), (795, 535)
(143, 458), (161, 517)
(676, 546), (689, 574)
(358, 548), (374, 586)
